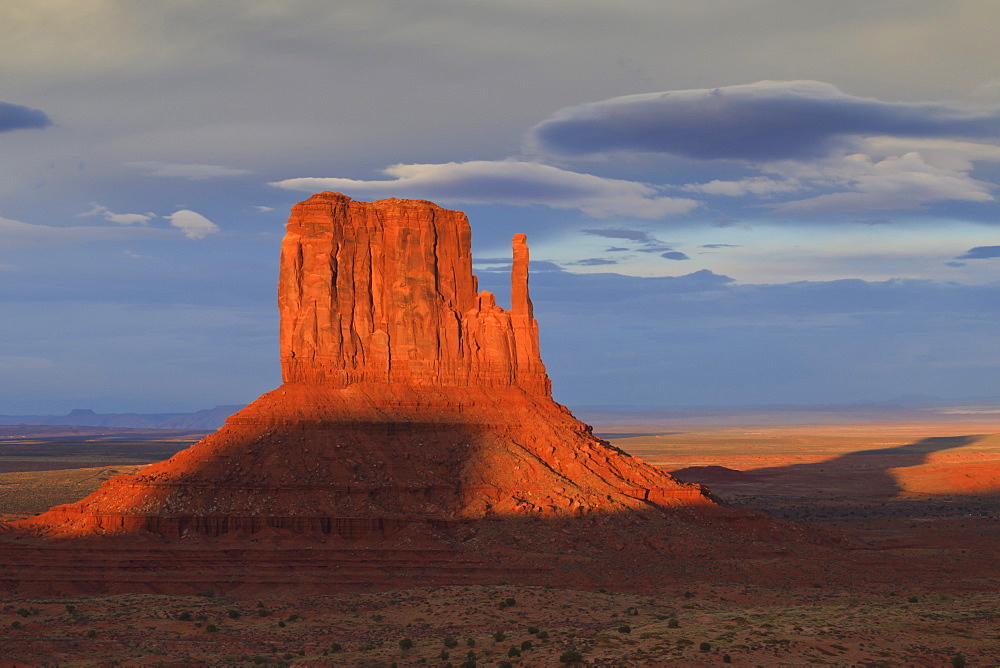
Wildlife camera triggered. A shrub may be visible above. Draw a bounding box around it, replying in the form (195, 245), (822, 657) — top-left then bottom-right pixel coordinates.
(504, 597), (516, 607)
(399, 638), (414, 651)
(11, 621), (21, 629)
(439, 650), (450, 660)
(952, 655), (966, 668)
(278, 621), (286, 628)
(196, 589), (215, 598)
(537, 630), (549, 640)
(466, 637), (476, 647)
(617, 625), (631, 634)
(526, 626), (539, 635)
(492, 630), (506, 642)
(559, 650), (584, 664)
(723, 654), (732, 663)
(520, 640), (532, 650)
(227, 609), (240, 619)
(444, 636), (458, 648)
(507, 646), (521, 657)
(330, 642), (342, 652)
(700, 641), (712, 651)
(908, 596), (919, 603)
(178, 611), (192, 621)
(206, 624), (218, 633)
(667, 618), (680, 629)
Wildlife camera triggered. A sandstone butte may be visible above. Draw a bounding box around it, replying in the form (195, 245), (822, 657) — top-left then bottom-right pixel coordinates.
(0, 193), (812, 595)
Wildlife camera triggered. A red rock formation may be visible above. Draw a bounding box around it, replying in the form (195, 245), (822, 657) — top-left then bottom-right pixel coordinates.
(11, 193), (714, 545)
(278, 194), (549, 396)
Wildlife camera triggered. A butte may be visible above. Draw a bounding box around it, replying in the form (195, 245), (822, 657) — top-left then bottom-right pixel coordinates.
(1, 193), (804, 595)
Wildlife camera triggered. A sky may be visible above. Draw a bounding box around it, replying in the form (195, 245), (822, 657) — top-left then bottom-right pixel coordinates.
(1, 0), (999, 414)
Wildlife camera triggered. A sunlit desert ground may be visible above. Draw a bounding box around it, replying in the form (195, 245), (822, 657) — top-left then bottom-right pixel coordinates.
(1, 421), (998, 666)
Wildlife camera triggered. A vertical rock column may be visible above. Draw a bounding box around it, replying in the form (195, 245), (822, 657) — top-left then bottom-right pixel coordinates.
(510, 234), (551, 397)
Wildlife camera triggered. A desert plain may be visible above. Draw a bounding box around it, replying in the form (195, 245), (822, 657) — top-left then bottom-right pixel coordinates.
(1, 417), (997, 666)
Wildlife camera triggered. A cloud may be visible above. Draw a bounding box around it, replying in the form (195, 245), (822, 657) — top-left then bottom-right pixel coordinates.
(582, 228), (657, 243)
(955, 245), (1000, 260)
(701, 244), (741, 249)
(681, 176), (802, 197)
(572, 258), (619, 266)
(79, 203), (155, 225)
(0, 216), (171, 248)
(253, 205), (274, 212)
(270, 160), (698, 219)
(768, 150), (995, 214)
(166, 210), (220, 240)
(131, 161), (251, 179)
(660, 251), (690, 261)
(0, 101), (51, 133)
(582, 227), (676, 253)
(531, 80), (1000, 161)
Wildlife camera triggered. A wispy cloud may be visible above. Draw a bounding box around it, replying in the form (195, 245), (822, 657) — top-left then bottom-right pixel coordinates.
(79, 203), (155, 225)
(0, 216), (172, 247)
(271, 160), (698, 219)
(582, 228), (676, 254)
(131, 161), (251, 179)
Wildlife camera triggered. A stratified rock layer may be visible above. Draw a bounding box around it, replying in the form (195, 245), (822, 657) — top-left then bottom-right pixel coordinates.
(1, 192), (736, 599)
(279, 194), (549, 396)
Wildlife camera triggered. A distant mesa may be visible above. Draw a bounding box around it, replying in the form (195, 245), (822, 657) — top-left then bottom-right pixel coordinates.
(0, 405), (242, 430)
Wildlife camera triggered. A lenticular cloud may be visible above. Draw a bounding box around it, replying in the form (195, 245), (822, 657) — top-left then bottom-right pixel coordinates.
(530, 80), (1000, 162)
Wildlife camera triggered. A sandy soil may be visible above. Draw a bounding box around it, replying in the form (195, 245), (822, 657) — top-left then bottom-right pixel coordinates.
(1, 584), (996, 666)
(0, 421), (997, 666)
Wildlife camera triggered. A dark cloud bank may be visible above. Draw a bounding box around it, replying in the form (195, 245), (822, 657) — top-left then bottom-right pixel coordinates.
(531, 81), (1000, 161)
(0, 101), (52, 133)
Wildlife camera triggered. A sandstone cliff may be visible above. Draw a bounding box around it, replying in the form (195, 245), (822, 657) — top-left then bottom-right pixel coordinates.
(15, 194), (712, 541)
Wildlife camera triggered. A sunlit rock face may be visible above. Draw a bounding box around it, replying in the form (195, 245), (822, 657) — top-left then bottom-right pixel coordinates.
(15, 193), (714, 540)
(278, 193), (549, 396)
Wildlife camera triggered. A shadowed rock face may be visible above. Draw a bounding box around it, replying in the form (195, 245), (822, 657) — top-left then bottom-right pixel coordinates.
(14, 193), (713, 540)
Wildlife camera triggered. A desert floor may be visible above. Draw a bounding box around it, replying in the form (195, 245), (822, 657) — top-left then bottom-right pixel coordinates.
(0, 421), (998, 666)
